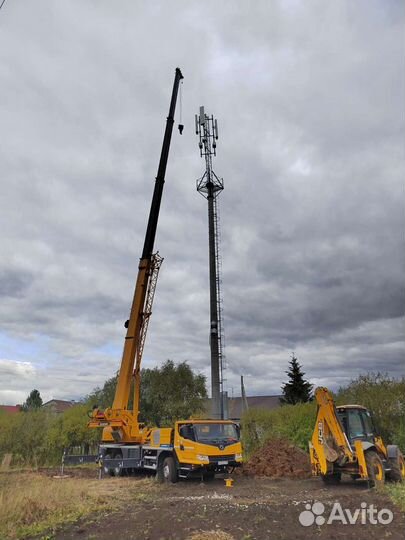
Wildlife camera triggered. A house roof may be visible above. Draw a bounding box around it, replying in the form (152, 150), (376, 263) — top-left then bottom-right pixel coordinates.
(42, 399), (75, 413)
(0, 405), (21, 414)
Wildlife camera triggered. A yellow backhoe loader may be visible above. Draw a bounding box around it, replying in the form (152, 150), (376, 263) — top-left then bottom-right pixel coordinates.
(309, 387), (405, 487)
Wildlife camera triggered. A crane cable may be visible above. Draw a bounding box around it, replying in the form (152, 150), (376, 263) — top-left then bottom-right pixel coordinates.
(178, 80), (184, 134)
(179, 80), (183, 124)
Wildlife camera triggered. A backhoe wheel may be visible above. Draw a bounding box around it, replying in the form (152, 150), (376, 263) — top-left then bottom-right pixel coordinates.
(365, 451), (385, 488)
(387, 453), (405, 483)
(162, 456), (178, 484)
(321, 472), (341, 485)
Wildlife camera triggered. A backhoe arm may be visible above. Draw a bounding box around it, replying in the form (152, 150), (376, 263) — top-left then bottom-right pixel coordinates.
(310, 387), (354, 475)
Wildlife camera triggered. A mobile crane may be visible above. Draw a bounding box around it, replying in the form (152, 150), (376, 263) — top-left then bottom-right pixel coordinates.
(75, 68), (242, 482)
(309, 387), (405, 487)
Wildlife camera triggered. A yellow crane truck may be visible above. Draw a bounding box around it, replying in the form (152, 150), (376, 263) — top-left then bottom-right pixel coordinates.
(309, 387), (405, 487)
(64, 68), (242, 482)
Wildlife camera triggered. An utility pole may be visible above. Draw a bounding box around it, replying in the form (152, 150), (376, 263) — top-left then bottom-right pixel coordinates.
(195, 106), (225, 420)
(241, 375), (249, 415)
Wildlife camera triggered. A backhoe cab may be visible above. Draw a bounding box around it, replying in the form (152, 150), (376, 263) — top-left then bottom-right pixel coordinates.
(309, 387), (405, 487)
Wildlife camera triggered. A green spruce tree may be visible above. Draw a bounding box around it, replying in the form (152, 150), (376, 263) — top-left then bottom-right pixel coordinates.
(281, 354), (313, 404)
(21, 389), (43, 411)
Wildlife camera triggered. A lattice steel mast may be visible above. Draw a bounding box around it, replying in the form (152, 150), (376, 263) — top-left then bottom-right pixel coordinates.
(195, 107), (225, 420)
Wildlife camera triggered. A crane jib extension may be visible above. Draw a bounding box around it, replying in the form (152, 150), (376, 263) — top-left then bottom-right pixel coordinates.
(86, 68), (184, 445)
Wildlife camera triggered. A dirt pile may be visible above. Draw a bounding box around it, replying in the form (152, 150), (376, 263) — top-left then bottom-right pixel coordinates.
(242, 438), (311, 478)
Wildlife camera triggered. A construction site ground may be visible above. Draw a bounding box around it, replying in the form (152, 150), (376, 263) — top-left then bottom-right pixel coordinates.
(37, 470), (405, 540)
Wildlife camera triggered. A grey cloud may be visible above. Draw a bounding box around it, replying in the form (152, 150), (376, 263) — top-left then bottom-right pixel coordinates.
(0, 270), (33, 298)
(0, 1), (403, 404)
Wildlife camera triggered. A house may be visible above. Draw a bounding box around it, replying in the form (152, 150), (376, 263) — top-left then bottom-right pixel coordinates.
(0, 405), (21, 414)
(42, 399), (75, 414)
(205, 395), (282, 421)
(227, 395), (282, 420)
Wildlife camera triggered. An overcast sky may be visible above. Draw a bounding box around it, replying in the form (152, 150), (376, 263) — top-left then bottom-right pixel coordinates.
(0, 0), (404, 405)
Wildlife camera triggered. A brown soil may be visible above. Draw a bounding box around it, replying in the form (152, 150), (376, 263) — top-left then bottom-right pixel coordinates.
(35, 474), (405, 540)
(242, 438), (311, 478)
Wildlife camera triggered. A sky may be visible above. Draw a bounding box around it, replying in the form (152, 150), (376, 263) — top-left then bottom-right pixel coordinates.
(0, 0), (404, 405)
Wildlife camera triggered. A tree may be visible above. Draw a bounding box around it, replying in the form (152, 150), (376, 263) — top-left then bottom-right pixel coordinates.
(21, 389), (43, 411)
(86, 360), (207, 427)
(47, 403), (100, 456)
(140, 360), (207, 426)
(281, 354), (313, 405)
(86, 374), (119, 409)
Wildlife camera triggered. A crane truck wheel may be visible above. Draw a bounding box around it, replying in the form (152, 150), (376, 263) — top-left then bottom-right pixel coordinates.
(203, 471), (216, 481)
(365, 451), (385, 488)
(103, 453), (115, 477)
(321, 472), (341, 484)
(387, 453), (405, 483)
(103, 451), (124, 477)
(161, 456), (178, 484)
(112, 451), (124, 477)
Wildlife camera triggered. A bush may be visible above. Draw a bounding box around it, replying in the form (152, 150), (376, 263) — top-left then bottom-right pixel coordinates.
(0, 404), (99, 467)
(0, 409), (58, 466)
(241, 401), (316, 458)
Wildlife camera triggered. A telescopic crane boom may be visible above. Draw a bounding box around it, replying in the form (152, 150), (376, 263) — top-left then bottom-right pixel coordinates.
(89, 67), (184, 444)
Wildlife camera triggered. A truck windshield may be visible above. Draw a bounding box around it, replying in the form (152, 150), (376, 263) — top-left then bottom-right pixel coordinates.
(193, 423), (239, 443)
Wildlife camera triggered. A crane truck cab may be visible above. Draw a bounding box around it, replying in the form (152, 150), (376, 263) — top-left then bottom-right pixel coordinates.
(171, 420), (242, 479)
(309, 387), (405, 487)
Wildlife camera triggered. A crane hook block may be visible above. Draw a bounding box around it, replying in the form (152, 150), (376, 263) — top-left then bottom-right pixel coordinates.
(178, 123), (184, 135)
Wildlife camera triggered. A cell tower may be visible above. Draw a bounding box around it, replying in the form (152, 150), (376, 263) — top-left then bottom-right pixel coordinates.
(195, 106), (225, 420)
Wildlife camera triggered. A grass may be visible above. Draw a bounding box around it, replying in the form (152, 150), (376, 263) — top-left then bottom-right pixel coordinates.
(0, 469), (158, 539)
(386, 482), (405, 512)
